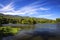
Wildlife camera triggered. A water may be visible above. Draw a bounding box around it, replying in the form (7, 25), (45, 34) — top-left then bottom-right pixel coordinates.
(3, 36), (14, 40)
(34, 23), (57, 32)
(3, 23), (60, 40)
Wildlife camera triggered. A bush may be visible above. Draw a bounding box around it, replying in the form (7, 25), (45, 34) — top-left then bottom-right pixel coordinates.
(0, 26), (21, 37)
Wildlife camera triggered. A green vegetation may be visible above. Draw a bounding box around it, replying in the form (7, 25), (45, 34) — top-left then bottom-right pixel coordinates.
(0, 26), (20, 34)
(0, 26), (21, 40)
(56, 18), (60, 23)
(0, 13), (56, 26)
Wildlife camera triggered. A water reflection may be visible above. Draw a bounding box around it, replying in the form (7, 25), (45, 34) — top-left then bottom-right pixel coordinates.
(3, 23), (60, 40)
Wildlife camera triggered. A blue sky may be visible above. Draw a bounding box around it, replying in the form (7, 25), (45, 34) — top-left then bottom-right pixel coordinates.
(0, 0), (60, 19)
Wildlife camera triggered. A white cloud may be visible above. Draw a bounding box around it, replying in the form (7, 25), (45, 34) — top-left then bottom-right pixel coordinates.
(15, 6), (38, 14)
(37, 14), (52, 17)
(34, 14), (55, 19)
(0, 1), (51, 19)
(1, 2), (15, 12)
(0, 1), (39, 15)
(39, 7), (49, 10)
(3, 12), (16, 15)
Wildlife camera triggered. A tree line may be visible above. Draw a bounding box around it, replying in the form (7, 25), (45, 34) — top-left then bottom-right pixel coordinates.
(0, 13), (56, 25)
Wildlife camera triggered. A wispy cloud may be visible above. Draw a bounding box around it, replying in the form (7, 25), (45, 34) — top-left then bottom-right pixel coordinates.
(0, 1), (51, 18)
(0, 2), (15, 12)
(37, 14), (53, 17)
(0, 0), (59, 19)
(3, 12), (16, 15)
(34, 14), (55, 19)
(39, 7), (49, 10)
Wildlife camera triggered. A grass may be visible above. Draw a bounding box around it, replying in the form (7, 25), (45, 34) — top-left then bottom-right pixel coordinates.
(10, 28), (21, 34)
(0, 26), (21, 35)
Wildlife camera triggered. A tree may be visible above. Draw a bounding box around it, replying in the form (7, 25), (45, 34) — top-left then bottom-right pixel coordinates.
(56, 18), (60, 23)
(0, 13), (56, 24)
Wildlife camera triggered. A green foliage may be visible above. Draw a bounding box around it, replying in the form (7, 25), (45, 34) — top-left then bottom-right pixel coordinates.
(56, 18), (60, 23)
(0, 26), (21, 40)
(0, 26), (21, 37)
(0, 13), (56, 25)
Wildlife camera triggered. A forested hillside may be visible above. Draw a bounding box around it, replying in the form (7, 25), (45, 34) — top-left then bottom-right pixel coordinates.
(0, 13), (56, 25)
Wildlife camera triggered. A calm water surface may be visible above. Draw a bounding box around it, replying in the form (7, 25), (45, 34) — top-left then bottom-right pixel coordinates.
(3, 23), (60, 40)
